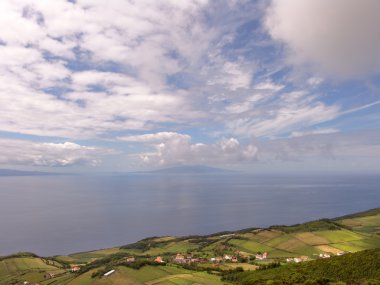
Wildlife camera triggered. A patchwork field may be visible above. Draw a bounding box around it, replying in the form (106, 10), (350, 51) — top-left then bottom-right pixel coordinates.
(2, 208), (379, 285)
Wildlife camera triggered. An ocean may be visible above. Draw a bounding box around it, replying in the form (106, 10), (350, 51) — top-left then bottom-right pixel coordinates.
(0, 173), (379, 256)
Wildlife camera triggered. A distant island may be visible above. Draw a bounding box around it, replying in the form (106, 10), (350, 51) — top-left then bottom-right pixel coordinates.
(141, 165), (237, 174)
(0, 169), (60, 176)
(1, 207), (379, 285)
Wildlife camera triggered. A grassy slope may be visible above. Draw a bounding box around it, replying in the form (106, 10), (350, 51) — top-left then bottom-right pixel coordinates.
(222, 248), (380, 284)
(0, 255), (65, 285)
(2, 208), (380, 285)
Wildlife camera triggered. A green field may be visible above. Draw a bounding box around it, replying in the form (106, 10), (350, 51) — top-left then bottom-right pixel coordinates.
(0, 256), (65, 285)
(1, 207), (379, 285)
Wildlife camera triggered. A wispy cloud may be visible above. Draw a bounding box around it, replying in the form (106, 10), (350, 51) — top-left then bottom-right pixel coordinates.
(0, 0), (379, 171)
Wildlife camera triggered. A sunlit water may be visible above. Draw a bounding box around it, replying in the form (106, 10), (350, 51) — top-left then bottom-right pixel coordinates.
(0, 174), (379, 256)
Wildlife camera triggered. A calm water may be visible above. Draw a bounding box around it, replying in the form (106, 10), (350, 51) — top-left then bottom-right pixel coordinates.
(0, 174), (379, 256)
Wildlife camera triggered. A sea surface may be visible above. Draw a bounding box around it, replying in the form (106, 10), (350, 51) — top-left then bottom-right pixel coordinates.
(0, 173), (379, 256)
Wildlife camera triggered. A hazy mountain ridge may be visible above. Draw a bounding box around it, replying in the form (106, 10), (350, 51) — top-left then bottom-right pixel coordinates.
(142, 165), (237, 174)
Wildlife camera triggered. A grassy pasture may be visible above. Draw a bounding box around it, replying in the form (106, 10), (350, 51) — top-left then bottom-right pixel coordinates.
(0, 257), (63, 285)
(253, 230), (284, 242)
(228, 239), (273, 253)
(338, 214), (380, 234)
(314, 229), (365, 243)
(295, 232), (330, 245)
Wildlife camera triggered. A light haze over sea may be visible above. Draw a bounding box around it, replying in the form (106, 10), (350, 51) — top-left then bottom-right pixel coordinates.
(0, 173), (378, 256)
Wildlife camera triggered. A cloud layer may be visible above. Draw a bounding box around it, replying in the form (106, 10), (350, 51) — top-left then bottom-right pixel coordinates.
(0, 0), (379, 171)
(266, 0), (380, 78)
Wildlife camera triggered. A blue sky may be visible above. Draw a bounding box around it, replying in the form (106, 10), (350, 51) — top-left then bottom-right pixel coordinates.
(0, 0), (380, 173)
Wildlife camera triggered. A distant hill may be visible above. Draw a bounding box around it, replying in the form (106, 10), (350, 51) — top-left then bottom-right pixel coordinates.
(144, 165), (236, 174)
(0, 169), (61, 176)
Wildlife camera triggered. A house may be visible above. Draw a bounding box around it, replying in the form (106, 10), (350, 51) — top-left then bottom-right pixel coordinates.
(224, 254), (232, 261)
(287, 256), (308, 263)
(210, 256), (223, 263)
(173, 254), (187, 264)
(336, 252), (345, 256)
(71, 266), (80, 272)
(319, 253), (330, 259)
(154, 256), (165, 263)
(126, 256), (135, 262)
(255, 252), (268, 260)
(231, 256), (238, 263)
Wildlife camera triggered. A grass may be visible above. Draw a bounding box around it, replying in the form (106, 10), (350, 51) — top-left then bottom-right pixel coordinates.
(338, 214), (380, 234)
(228, 239), (273, 253)
(314, 229), (365, 243)
(67, 269), (96, 285)
(0, 257), (63, 285)
(145, 241), (198, 256)
(295, 232), (330, 245)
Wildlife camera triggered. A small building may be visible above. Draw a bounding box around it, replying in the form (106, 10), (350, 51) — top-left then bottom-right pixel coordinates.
(154, 256), (165, 263)
(224, 254), (232, 261)
(104, 269), (115, 277)
(287, 256), (308, 263)
(231, 256), (238, 263)
(173, 254), (187, 264)
(256, 252), (268, 260)
(71, 266), (80, 272)
(319, 253), (330, 259)
(126, 256), (135, 263)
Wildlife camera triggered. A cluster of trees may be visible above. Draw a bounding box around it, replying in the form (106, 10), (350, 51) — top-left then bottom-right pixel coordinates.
(222, 249), (380, 285)
(269, 219), (342, 234)
(0, 252), (38, 261)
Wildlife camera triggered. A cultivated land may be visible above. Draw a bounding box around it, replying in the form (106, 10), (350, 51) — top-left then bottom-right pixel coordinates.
(2, 208), (380, 285)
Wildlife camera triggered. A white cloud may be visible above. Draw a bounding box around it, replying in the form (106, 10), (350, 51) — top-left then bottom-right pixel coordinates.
(0, 0), (210, 139)
(0, 139), (114, 167)
(126, 132), (258, 166)
(265, 0), (380, 78)
(290, 128), (339, 138)
(222, 91), (340, 138)
(126, 130), (380, 172)
(206, 60), (253, 91)
(118, 132), (190, 143)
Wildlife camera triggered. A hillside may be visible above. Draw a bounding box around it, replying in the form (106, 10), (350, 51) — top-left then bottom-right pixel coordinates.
(1, 207), (379, 285)
(222, 248), (380, 284)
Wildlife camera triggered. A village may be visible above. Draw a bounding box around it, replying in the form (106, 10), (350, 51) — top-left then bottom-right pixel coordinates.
(17, 249), (348, 284)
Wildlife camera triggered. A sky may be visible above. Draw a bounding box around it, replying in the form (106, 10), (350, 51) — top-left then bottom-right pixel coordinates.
(0, 0), (380, 173)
